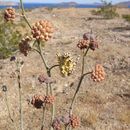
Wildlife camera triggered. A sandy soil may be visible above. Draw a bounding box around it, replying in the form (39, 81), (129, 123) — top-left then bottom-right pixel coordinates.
(0, 8), (130, 130)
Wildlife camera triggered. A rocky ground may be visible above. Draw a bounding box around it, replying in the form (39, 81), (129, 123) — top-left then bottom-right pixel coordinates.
(0, 8), (130, 130)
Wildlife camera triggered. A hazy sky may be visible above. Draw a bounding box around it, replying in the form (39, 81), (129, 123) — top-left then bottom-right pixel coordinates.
(3, 0), (127, 4)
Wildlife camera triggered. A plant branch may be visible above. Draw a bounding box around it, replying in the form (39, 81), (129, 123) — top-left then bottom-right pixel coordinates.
(22, 15), (32, 29)
(36, 41), (55, 130)
(49, 84), (55, 130)
(81, 55), (85, 75)
(41, 82), (49, 130)
(37, 40), (49, 72)
(49, 64), (59, 73)
(41, 104), (46, 130)
(69, 75), (84, 115)
(20, 0), (24, 15)
(68, 47), (90, 130)
(17, 70), (24, 130)
(84, 46), (90, 57)
(20, 0), (32, 29)
(83, 72), (92, 77)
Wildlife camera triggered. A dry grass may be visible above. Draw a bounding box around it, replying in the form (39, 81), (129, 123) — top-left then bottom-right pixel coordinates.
(119, 110), (130, 125)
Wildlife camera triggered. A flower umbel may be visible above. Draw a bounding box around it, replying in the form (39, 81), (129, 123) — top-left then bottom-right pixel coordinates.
(77, 39), (89, 50)
(44, 95), (55, 105)
(52, 118), (62, 130)
(52, 115), (80, 129)
(77, 32), (98, 51)
(91, 64), (105, 82)
(31, 95), (45, 109)
(4, 7), (15, 21)
(57, 53), (76, 77)
(19, 36), (32, 56)
(70, 115), (80, 128)
(31, 20), (54, 41)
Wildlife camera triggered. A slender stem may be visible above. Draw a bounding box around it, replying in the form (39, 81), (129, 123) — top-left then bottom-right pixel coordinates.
(20, 0), (24, 15)
(84, 46), (90, 57)
(65, 126), (68, 130)
(41, 83), (49, 130)
(37, 41), (49, 72)
(83, 72), (92, 77)
(46, 83), (49, 95)
(20, 0), (32, 29)
(19, 1), (55, 130)
(41, 104), (46, 130)
(17, 70), (24, 130)
(68, 47), (90, 130)
(36, 41), (55, 130)
(49, 84), (55, 130)
(69, 75), (84, 115)
(4, 92), (18, 130)
(22, 15), (32, 29)
(32, 48), (40, 54)
(49, 64), (59, 73)
(81, 56), (85, 75)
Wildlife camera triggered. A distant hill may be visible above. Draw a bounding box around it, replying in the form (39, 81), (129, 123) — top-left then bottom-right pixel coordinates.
(0, 1), (18, 6)
(58, 2), (78, 7)
(60, 2), (78, 5)
(58, 2), (102, 8)
(116, 1), (130, 7)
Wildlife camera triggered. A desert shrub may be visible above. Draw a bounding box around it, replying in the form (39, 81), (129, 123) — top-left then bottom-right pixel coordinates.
(122, 14), (130, 22)
(45, 7), (54, 12)
(91, 0), (119, 19)
(0, 12), (22, 59)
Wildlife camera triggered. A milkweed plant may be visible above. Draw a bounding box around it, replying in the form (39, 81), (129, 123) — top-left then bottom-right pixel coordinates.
(2, 0), (106, 130)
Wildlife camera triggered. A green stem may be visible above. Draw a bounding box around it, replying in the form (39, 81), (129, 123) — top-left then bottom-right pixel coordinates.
(69, 75), (84, 116)
(41, 84), (49, 130)
(20, 0), (32, 29)
(20, 0), (24, 15)
(41, 104), (46, 130)
(49, 65), (59, 73)
(49, 84), (55, 130)
(65, 126), (68, 130)
(84, 46), (90, 57)
(36, 41), (55, 130)
(81, 55), (85, 75)
(17, 71), (24, 130)
(23, 15), (32, 29)
(37, 41), (49, 72)
(68, 47), (90, 130)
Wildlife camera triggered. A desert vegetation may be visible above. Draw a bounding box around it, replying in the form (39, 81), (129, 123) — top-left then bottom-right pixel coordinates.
(122, 14), (130, 22)
(91, 0), (119, 19)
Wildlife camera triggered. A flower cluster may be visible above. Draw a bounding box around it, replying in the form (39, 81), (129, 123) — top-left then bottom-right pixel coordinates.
(44, 95), (55, 104)
(31, 20), (54, 41)
(52, 118), (62, 130)
(52, 115), (80, 130)
(19, 36), (32, 56)
(91, 64), (105, 82)
(77, 39), (89, 50)
(31, 95), (45, 109)
(57, 53), (76, 77)
(31, 95), (55, 109)
(77, 33), (98, 51)
(4, 7), (15, 21)
(70, 115), (80, 128)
